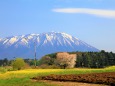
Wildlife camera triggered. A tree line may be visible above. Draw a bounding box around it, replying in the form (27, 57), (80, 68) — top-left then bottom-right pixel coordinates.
(44, 50), (115, 68)
(70, 50), (115, 68)
(0, 50), (115, 69)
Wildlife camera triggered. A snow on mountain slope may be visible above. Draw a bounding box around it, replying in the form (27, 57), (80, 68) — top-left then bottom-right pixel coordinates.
(0, 32), (99, 59)
(0, 38), (2, 41)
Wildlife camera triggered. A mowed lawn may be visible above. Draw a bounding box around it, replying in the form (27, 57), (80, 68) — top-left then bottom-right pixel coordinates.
(0, 66), (115, 86)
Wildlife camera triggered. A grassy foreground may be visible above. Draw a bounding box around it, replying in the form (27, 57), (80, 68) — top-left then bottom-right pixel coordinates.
(0, 66), (115, 86)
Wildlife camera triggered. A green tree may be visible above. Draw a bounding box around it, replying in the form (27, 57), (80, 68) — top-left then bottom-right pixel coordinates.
(3, 58), (8, 66)
(12, 58), (25, 70)
(38, 56), (54, 66)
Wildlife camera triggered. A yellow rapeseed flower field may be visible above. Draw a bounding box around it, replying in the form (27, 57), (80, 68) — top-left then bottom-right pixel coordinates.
(0, 69), (63, 79)
(0, 66), (115, 79)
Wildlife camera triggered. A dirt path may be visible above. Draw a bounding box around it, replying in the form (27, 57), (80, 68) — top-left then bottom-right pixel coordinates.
(41, 80), (108, 86)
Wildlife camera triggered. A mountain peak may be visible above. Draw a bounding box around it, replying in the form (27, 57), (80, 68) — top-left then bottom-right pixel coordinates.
(0, 32), (99, 59)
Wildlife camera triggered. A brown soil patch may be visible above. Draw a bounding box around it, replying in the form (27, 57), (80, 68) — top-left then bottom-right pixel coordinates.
(31, 72), (115, 85)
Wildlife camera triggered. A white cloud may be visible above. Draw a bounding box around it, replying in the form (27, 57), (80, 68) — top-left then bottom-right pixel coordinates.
(52, 8), (115, 18)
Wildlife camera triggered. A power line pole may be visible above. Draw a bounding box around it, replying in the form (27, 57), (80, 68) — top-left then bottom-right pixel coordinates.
(34, 41), (37, 68)
(24, 37), (37, 68)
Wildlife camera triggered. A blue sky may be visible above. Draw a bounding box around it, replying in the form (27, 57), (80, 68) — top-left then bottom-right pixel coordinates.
(0, 0), (115, 52)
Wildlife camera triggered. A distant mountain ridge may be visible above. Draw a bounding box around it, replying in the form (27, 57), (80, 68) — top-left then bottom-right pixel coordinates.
(0, 32), (99, 59)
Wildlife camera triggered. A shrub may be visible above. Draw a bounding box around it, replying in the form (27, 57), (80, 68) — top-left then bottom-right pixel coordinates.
(0, 67), (7, 73)
(12, 58), (26, 70)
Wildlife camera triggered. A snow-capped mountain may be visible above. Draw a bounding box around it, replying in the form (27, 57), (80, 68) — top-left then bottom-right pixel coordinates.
(0, 32), (99, 59)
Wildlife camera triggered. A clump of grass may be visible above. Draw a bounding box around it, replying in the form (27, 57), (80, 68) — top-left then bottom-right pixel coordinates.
(0, 67), (7, 73)
(104, 66), (115, 69)
(0, 66), (14, 74)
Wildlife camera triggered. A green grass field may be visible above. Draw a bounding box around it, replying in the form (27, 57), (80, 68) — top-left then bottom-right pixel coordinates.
(0, 66), (115, 86)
